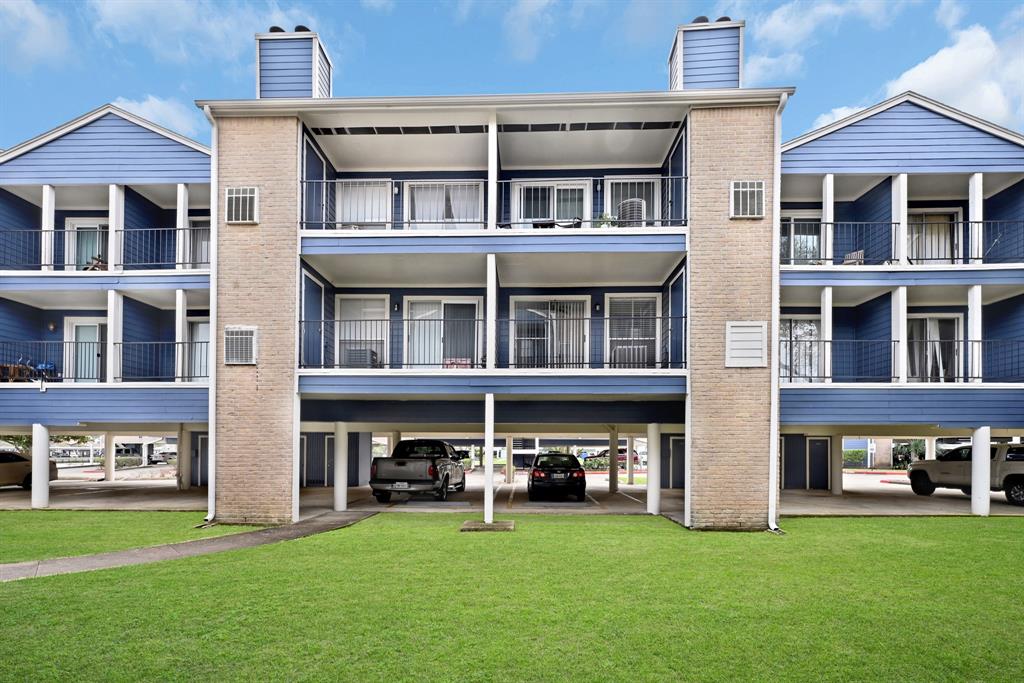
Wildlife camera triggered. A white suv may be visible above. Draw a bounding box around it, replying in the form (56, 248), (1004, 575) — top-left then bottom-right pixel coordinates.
(908, 443), (1024, 506)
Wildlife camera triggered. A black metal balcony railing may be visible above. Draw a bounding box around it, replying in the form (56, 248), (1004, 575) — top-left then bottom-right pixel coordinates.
(298, 176), (688, 230)
(298, 316), (686, 370)
(0, 227), (210, 270)
(0, 341), (207, 383)
(973, 339), (1024, 382)
(779, 339), (898, 382)
(907, 339), (963, 383)
(780, 222), (898, 265)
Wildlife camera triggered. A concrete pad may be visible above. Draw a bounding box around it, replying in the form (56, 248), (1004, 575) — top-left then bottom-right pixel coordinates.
(460, 520), (515, 532)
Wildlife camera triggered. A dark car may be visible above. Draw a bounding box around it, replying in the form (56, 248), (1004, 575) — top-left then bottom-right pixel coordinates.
(528, 452), (586, 502)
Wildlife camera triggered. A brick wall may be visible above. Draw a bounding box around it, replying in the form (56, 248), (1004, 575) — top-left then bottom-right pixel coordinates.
(687, 105), (776, 529)
(214, 116), (299, 524)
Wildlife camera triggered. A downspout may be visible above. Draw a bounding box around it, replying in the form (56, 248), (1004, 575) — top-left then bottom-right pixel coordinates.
(203, 104), (218, 522)
(767, 92), (788, 532)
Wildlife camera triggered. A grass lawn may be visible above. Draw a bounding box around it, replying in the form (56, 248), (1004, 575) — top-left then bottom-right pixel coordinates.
(2, 515), (1022, 681)
(0, 511), (252, 564)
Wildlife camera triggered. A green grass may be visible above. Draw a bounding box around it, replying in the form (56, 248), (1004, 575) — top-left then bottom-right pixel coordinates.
(2, 515), (1023, 681)
(0, 511), (252, 563)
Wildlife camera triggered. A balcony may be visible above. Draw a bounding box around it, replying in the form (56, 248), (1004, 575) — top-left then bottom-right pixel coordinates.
(298, 316), (686, 370)
(0, 340), (208, 383)
(0, 226), (210, 271)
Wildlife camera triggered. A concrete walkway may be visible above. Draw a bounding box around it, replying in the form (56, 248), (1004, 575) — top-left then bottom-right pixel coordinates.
(0, 511), (375, 583)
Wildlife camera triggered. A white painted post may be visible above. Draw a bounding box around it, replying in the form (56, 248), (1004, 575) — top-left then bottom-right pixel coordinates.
(608, 425), (619, 493)
(821, 286), (833, 382)
(104, 432), (115, 482)
(175, 183), (189, 269)
(108, 184), (124, 271)
(106, 289), (122, 383)
(646, 424), (661, 514)
(822, 174), (834, 264)
(968, 173), (983, 264)
(487, 112), (497, 231)
(333, 423), (348, 511)
(484, 393), (495, 524)
(892, 173), (908, 265)
(178, 427), (192, 490)
(31, 423), (50, 508)
(41, 184), (55, 270)
(830, 435), (843, 496)
(892, 286), (908, 383)
(971, 426), (991, 516)
(925, 436), (937, 461)
(626, 435), (635, 485)
(968, 284), (982, 382)
(486, 253), (497, 370)
(175, 289), (187, 382)
(505, 435), (514, 483)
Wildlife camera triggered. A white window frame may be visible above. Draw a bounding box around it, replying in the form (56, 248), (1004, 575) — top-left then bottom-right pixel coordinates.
(510, 179), (591, 228)
(779, 315), (823, 383)
(402, 295), (485, 368)
(730, 180), (765, 219)
(603, 293), (663, 369)
(402, 181), (486, 231)
(906, 312), (965, 383)
(907, 207), (965, 264)
(62, 315), (107, 383)
(184, 216), (211, 269)
(333, 178), (392, 230)
(301, 270), (326, 367)
(335, 294), (391, 367)
(507, 295), (592, 370)
(224, 187), (259, 225)
(64, 217), (110, 270)
(779, 209), (823, 265)
(303, 135), (328, 227)
(603, 176), (662, 227)
(186, 316), (210, 382)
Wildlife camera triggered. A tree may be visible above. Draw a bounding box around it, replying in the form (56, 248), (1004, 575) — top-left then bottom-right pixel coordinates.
(1, 434), (92, 457)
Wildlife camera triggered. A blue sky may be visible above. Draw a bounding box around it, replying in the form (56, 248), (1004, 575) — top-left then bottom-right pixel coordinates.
(1, 0), (1022, 150)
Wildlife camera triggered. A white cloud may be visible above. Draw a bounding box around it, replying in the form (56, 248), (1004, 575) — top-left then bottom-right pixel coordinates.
(360, 0), (394, 11)
(745, 52), (803, 86)
(0, 0), (71, 69)
(113, 95), (206, 138)
(752, 0), (905, 48)
(812, 105), (866, 130)
(503, 0), (556, 62)
(453, 0), (475, 23)
(935, 0), (965, 31)
(885, 23), (1024, 129)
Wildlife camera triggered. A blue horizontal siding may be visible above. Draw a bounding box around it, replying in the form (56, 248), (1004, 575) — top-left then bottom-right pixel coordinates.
(302, 232), (685, 255)
(783, 101), (1024, 174)
(0, 113), (209, 184)
(0, 387), (208, 426)
(0, 272), (209, 291)
(259, 37), (314, 98)
(682, 27), (740, 89)
(984, 179), (1024, 263)
(780, 387), (1024, 428)
(301, 399), (685, 424)
(298, 373), (686, 396)
(781, 268), (1024, 287)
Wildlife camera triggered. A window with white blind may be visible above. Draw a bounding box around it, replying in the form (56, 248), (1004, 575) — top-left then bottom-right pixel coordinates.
(336, 296), (388, 367)
(607, 295), (660, 368)
(730, 181), (764, 219)
(406, 182), (483, 230)
(335, 180), (391, 229)
(510, 299), (589, 368)
(225, 187), (258, 224)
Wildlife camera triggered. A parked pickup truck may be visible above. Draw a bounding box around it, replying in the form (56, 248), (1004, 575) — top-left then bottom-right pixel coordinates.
(908, 443), (1024, 505)
(369, 439), (466, 504)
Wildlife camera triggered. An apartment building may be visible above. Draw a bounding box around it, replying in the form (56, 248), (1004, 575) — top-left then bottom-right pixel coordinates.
(2, 17), (1021, 527)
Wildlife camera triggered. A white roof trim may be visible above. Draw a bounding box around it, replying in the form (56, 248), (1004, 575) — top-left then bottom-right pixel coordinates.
(783, 91), (1024, 152)
(0, 103), (210, 166)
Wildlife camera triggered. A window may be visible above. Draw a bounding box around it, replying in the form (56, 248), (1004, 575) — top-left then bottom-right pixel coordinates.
(725, 321), (767, 368)
(225, 187), (258, 224)
(511, 299), (588, 368)
(337, 297), (388, 367)
(513, 181), (589, 228)
(779, 318), (821, 381)
(405, 299), (481, 369)
(224, 326), (257, 365)
(908, 212), (960, 264)
(188, 320), (210, 380)
(188, 219), (211, 268)
(336, 180), (391, 229)
(64, 219), (110, 271)
(607, 296), (659, 368)
(907, 316), (962, 383)
(606, 178), (659, 226)
(779, 215), (823, 264)
(406, 182), (483, 230)
(730, 181), (764, 218)
(1007, 446), (1024, 462)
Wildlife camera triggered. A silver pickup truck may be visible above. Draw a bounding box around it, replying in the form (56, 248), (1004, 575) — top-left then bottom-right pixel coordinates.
(369, 439), (466, 503)
(908, 443), (1024, 505)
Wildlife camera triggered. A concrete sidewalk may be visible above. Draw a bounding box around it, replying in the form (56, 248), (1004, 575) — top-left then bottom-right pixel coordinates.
(1, 511), (375, 583)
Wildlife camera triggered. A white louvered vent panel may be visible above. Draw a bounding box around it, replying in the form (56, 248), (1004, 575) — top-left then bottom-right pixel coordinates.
(725, 321), (767, 368)
(224, 326), (257, 365)
(730, 180), (765, 218)
(225, 187), (259, 224)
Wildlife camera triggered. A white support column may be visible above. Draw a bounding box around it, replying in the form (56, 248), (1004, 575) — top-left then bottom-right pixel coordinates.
(821, 286), (833, 382)
(830, 435), (843, 496)
(646, 424), (661, 514)
(484, 393), (495, 524)
(104, 432), (116, 482)
(608, 425), (619, 493)
(968, 172), (984, 263)
(925, 436), (937, 461)
(41, 184), (55, 271)
(334, 422), (348, 511)
(968, 284), (983, 382)
(108, 184), (124, 271)
(971, 425), (991, 516)
(822, 174), (834, 264)
(175, 183), (189, 269)
(505, 435), (514, 483)
(106, 289), (122, 383)
(626, 435), (635, 485)
(892, 286), (908, 382)
(178, 427), (192, 490)
(486, 253), (497, 370)
(487, 112), (498, 231)
(174, 289), (187, 382)
(31, 423), (50, 508)
(892, 173), (908, 265)
(389, 431), (401, 455)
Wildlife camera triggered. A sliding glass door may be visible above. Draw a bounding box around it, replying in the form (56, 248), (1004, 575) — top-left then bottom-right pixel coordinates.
(511, 299), (588, 368)
(908, 317), (960, 382)
(406, 300), (480, 368)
